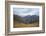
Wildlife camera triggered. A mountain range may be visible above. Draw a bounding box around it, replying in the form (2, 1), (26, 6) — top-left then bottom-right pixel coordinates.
(14, 15), (39, 24)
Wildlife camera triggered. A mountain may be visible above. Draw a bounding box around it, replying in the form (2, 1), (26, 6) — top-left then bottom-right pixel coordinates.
(14, 15), (39, 24)
(13, 15), (21, 21)
(24, 15), (39, 18)
(22, 15), (39, 24)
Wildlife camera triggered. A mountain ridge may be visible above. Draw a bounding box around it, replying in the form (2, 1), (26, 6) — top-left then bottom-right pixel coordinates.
(14, 15), (39, 24)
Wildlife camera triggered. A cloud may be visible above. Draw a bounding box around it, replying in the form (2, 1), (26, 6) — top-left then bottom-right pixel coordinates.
(13, 8), (39, 17)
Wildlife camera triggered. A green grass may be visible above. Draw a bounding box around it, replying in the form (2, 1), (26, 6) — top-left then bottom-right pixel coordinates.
(13, 22), (39, 28)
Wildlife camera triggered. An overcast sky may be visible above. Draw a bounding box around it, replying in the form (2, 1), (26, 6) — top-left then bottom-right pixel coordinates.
(13, 8), (39, 17)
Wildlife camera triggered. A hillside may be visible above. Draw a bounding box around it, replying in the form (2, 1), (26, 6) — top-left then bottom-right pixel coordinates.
(13, 15), (39, 27)
(14, 15), (39, 24)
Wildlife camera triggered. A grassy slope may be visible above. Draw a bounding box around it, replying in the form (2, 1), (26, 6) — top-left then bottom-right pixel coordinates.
(14, 22), (39, 28)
